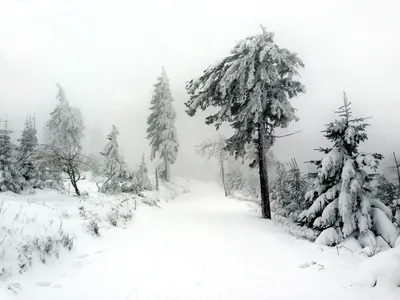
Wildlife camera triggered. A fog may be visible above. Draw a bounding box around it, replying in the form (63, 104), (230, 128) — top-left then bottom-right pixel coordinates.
(1, 0), (400, 181)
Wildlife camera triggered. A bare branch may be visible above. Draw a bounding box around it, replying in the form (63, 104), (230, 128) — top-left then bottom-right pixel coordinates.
(267, 130), (301, 139)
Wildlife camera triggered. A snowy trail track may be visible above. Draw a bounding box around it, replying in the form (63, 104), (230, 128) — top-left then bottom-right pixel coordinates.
(5, 181), (399, 300)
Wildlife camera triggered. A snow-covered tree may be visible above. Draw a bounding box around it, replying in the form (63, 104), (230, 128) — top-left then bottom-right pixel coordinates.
(47, 84), (84, 151)
(196, 134), (229, 196)
(99, 125), (123, 193)
(35, 84), (86, 196)
(146, 67), (179, 182)
(270, 161), (308, 219)
(135, 154), (152, 191)
(298, 93), (399, 247)
(185, 26), (305, 219)
(17, 116), (45, 189)
(0, 118), (24, 193)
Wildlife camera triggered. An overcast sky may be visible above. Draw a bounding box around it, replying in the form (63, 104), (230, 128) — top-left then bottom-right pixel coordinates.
(0, 0), (399, 180)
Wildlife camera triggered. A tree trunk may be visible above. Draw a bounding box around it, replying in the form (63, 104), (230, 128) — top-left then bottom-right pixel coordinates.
(163, 151), (171, 182)
(393, 152), (400, 198)
(155, 166), (159, 191)
(71, 178), (80, 196)
(220, 158), (228, 196)
(258, 121), (271, 219)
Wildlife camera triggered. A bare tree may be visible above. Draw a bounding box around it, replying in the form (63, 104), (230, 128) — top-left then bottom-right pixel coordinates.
(34, 145), (87, 196)
(196, 134), (229, 196)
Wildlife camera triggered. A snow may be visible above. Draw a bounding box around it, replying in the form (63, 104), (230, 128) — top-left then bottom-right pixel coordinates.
(315, 227), (342, 246)
(371, 207), (400, 247)
(1, 180), (399, 299)
(353, 246), (400, 288)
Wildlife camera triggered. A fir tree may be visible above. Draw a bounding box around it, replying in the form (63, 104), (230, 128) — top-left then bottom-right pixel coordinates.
(99, 125), (123, 193)
(271, 160), (308, 218)
(185, 26), (305, 219)
(135, 154), (152, 191)
(298, 93), (398, 246)
(146, 67), (179, 182)
(17, 116), (44, 189)
(0, 118), (24, 193)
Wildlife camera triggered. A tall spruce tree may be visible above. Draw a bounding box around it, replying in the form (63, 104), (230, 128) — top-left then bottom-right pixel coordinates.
(185, 26), (305, 218)
(298, 93), (399, 247)
(146, 67), (179, 182)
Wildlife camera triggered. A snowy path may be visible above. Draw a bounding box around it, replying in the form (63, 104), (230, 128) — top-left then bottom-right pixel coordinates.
(4, 181), (399, 299)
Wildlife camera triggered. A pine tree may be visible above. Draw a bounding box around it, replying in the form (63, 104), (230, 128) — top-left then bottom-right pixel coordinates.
(185, 26), (305, 219)
(298, 93), (398, 246)
(135, 154), (152, 191)
(17, 116), (44, 189)
(271, 160), (308, 218)
(35, 84), (86, 196)
(0, 118), (24, 193)
(196, 134), (229, 196)
(147, 67), (179, 182)
(99, 125), (123, 193)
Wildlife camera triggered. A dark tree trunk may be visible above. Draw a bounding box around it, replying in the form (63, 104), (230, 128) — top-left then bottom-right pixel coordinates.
(220, 158), (228, 196)
(393, 152), (400, 198)
(258, 121), (271, 219)
(69, 170), (81, 196)
(71, 178), (80, 196)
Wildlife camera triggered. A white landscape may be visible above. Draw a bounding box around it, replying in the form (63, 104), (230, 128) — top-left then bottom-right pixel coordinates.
(1, 0), (400, 299)
(0, 178), (399, 300)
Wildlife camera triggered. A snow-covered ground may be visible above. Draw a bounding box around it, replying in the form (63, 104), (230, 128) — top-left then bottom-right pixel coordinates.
(1, 179), (399, 299)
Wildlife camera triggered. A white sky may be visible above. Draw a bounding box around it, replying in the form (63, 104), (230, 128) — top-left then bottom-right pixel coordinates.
(0, 0), (400, 179)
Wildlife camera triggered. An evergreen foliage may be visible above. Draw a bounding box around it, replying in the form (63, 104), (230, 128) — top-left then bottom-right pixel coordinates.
(17, 116), (45, 189)
(0, 118), (24, 193)
(185, 26), (305, 218)
(298, 93), (397, 246)
(147, 67), (179, 182)
(99, 125), (124, 193)
(270, 161), (308, 219)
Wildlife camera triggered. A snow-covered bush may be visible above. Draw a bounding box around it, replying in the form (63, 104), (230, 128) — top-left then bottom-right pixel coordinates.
(298, 93), (399, 248)
(87, 219), (100, 236)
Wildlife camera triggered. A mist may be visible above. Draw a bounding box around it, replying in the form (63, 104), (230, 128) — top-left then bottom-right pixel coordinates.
(1, 0), (399, 182)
